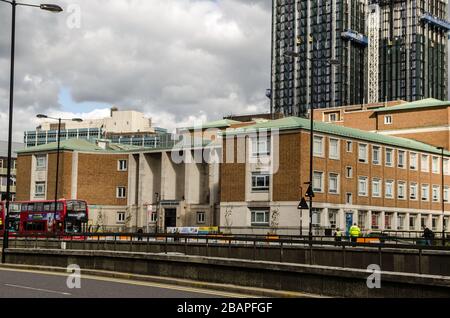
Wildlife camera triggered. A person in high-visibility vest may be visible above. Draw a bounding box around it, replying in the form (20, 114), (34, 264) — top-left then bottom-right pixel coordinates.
(334, 228), (343, 244)
(349, 223), (361, 243)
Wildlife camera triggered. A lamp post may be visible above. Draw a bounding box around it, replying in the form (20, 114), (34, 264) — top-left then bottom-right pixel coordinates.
(36, 115), (82, 232)
(284, 50), (339, 242)
(438, 146), (446, 246)
(154, 192), (159, 234)
(1, 0), (63, 264)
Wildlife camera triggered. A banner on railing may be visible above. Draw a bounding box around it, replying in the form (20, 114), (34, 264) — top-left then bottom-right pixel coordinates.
(166, 226), (219, 235)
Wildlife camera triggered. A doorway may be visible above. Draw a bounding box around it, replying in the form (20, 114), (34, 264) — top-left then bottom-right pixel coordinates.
(164, 208), (177, 230)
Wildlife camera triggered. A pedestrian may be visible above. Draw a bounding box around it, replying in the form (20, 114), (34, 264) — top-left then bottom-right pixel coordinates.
(137, 228), (143, 241)
(334, 228), (343, 242)
(349, 223), (361, 243)
(422, 227), (434, 246)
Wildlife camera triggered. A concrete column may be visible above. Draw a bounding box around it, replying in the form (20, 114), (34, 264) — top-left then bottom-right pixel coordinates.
(392, 211), (398, 231)
(70, 152), (78, 199)
(338, 209), (345, 230)
(367, 210), (372, 231)
(405, 212), (410, 231)
(381, 211), (386, 231)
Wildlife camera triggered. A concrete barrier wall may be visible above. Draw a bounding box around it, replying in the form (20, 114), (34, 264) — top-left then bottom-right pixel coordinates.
(4, 248), (450, 298)
(7, 239), (450, 276)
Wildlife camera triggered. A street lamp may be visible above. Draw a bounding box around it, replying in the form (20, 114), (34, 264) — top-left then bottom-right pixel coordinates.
(1, 0), (63, 264)
(438, 146), (446, 246)
(36, 115), (82, 233)
(297, 186), (309, 237)
(284, 50), (339, 243)
(154, 192), (159, 234)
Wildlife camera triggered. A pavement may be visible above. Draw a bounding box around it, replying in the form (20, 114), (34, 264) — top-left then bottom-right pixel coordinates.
(0, 267), (254, 298)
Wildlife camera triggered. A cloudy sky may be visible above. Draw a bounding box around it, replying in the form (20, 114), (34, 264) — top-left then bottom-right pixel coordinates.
(0, 0), (272, 142)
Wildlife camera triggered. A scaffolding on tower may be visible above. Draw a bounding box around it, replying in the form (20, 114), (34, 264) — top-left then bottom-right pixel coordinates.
(367, 3), (380, 104)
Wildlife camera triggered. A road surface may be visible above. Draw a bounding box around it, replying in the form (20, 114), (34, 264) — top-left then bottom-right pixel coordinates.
(0, 268), (250, 298)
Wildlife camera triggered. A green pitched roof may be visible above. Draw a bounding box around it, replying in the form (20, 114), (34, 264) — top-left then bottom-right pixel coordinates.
(16, 139), (140, 154)
(222, 116), (450, 156)
(373, 98), (450, 113)
(185, 119), (241, 130)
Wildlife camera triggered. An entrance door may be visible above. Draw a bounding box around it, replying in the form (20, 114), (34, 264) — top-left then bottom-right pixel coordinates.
(164, 208), (177, 229)
(345, 212), (353, 236)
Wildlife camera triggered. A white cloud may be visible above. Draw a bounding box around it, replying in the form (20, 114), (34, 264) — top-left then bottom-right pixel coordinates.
(0, 0), (272, 142)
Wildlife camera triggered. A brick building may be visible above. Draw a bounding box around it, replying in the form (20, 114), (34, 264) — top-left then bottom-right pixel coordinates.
(314, 98), (450, 150)
(220, 116), (450, 235)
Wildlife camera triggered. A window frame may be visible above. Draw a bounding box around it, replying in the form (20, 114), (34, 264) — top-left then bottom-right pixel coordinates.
(372, 145), (381, 165)
(385, 148), (394, 167)
(251, 172), (270, 192)
(358, 143), (368, 163)
(118, 160), (128, 172)
(372, 178), (382, 198)
(329, 138), (340, 160)
(328, 173), (339, 194)
(116, 186), (127, 199)
(197, 211), (206, 224)
(385, 180), (394, 199)
(358, 176), (368, 197)
(250, 209), (270, 226)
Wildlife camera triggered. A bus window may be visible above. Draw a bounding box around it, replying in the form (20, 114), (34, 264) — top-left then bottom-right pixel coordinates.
(35, 203), (44, 212)
(24, 222), (45, 232)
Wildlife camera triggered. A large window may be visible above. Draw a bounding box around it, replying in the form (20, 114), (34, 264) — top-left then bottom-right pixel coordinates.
(421, 155), (429, 172)
(410, 152), (418, 170)
(116, 186), (127, 199)
(328, 173), (339, 194)
(444, 186), (450, 203)
(432, 185), (440, 202)
(385, 213), (393, 230)
(372, 178), (381, 197)
(358, 177), (368, 196)
(421, 184), (430, 201)
(398, 151), (406, 168)
(328, 209), (338, 228)
(313, 171), (324, 192)
(385, 148), (394, 167)
(251, 209), (269, 226)
(409, 215), (416, 230)
(358, 144), (368, 163)
(116, 212), (126, 224)
(313, 136), (324, 156)
(432, 156), (440, 174)
(118, 160), (128, 171)
(397, 181), (406, 200)
(329, 138), (340, 159)
(397, 214), (406, 230)
(372, 146), (381, 165)
(372, 212), (380, 230)
(358, 211), (367, 230)
(252, 137), (270, 157)
(444, 158), (450, 175)
(34, 182), (45, 198)
(251, 172), (270, 191)
(385, 180), (394, 199)
(410, 183), (418, 200)
(36, 155), (46, 169)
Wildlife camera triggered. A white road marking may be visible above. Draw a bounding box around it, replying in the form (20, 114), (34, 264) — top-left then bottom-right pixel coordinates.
(4, 283), (72, 296)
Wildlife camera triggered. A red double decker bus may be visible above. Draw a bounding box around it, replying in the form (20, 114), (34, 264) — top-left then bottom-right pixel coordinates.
(18, 199), (89, 236)
(0, 201), (22, 235)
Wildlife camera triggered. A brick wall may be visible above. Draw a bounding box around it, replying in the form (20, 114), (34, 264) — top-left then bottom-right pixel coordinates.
(16, 154), (32, 201)
(220, 138), (245, 202)
(46, 152), (72, 200)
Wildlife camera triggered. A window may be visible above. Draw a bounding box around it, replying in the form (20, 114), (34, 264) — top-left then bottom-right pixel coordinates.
(421, 184), (429, 201)
(421, 216), (427, 228)
(410, 153), (418, 170)
(409, 215), (416, 230)
(444, 158), (450, 175)
(385, 148), (394, 167)
(358, 211), (367, 230)
(197, 212), (205, 224)
(444, 186), (450, 203)
(410, 183), (418, 200)
(311, 209), (322, 227)
(328, 209), (338, 228)
(345, 166), (353, 178)
(346, 193), (353, 205)
(34, 182), (45, 198)
(251, 209), (269, 226)
(313, 136), (324, 156)
(251, 172), (270, 191)
(385, 213), (393, 230)
(385, 180), (394, 199)
(421, 155), (429, 172)
(329, 173), (339, 194)
(116, 187), (127, 199)
(432, 185), (440, 202)
(432, 156), (440, 174)
(329, 113), (338, 122)
(372, 212), (380, 230)
(151, 212), (158, 223)
(372, 146), (381, 165)
(397, 214), (405, 230)
(432, 217), (438, 231)
(313, 171), (324, 192)
(36, 155), (46, 169)
(358, 177), (368, 196)
(346, 141), (353, 152)
(372, 178), (381, 197)
(116, 212), (126, 224)
(384, 115), (393, 125)
(397, 181), (406, 199)
(398, 150), (406, 168)
(118, 160), (128, 171)
(358, 144), (368, 163)
(252, 137), (270, 157)
(329, 138), (340, 159)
